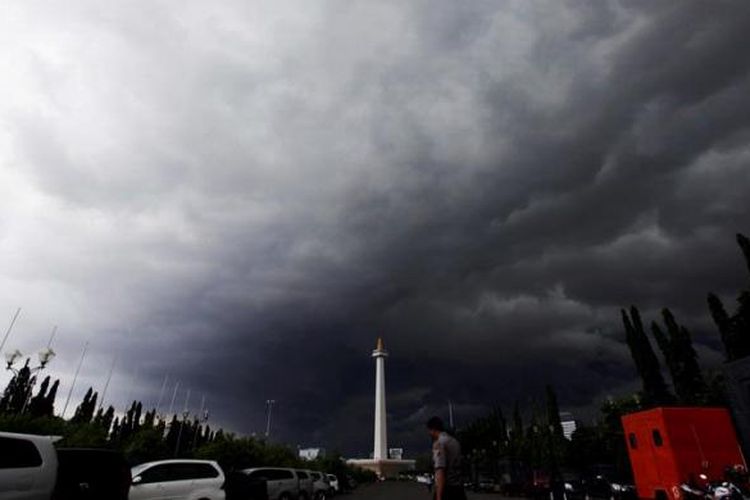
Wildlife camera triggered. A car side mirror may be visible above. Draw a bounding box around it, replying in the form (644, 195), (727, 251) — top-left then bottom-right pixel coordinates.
(132, 476), (143, 485)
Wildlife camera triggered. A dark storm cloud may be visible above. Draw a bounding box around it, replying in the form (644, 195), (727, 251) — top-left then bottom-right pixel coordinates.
(1, 1), (750, 454)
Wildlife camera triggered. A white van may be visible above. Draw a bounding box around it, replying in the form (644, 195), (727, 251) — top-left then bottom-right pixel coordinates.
(0, 432), (58, 500)
(129, 459), (225, 500)
(241, 468), (299, 500)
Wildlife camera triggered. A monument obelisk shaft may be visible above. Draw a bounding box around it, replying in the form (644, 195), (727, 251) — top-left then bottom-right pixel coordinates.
(346, 337), (415, 477)
(372, 337), (388, 461)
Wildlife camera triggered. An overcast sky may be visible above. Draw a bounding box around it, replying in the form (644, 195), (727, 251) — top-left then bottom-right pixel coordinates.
(1, 0), (750, 455)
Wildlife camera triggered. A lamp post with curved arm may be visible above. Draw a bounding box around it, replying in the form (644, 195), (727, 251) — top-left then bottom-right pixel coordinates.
(4, 347), (56, 413)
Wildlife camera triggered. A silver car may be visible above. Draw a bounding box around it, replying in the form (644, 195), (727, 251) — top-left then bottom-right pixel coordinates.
(242, 468), (299, 500)
(295, 470), (314, 500)
(309, 471), (330, 500)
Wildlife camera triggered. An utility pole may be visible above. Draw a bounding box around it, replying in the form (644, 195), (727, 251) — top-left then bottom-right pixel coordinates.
(265, 399), (276, 438)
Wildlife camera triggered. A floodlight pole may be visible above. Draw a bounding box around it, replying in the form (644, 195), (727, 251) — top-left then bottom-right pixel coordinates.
(167, 380), (180, 417)
(98, 356), (117, 411)
(265, 399), (276, 438)
(155, 374), (169, 415)
(192, 394), (209, 451)
(62, 342), (88, 419)
(174, 388), (191, 457)
(0, 307), (21, 356)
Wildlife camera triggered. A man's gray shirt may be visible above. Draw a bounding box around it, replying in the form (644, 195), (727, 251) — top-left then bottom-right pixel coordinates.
(432, 432), (462, 486)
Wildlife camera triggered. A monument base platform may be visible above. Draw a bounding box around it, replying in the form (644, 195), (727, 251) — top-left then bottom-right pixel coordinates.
(346, 458), (416, 479)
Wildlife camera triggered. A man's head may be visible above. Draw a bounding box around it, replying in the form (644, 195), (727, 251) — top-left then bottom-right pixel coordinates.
(426, 416), (445, 440)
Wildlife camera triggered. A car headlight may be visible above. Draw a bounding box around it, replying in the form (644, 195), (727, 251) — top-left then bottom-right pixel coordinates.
(611, 483), (623, 492)
(565, 483), (574, 491)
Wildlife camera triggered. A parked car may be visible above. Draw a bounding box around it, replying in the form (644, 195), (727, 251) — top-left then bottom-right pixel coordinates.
(309, 471), (329, 499)
(295, 470), (314, 500)
(129, 459), (225, 500)
(471, 475), (498, 493)
(326, 475), (339, 495)
(0, 432), (58, 500)
(223, 471), (267, 500)
(53, 448), (131, 500)
(564, 474), (636, 500)
(241, 468), (299, 500)
(0, 432), (131, 500)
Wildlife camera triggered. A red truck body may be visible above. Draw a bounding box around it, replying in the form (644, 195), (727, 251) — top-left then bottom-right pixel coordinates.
(622, 407), (746, 500)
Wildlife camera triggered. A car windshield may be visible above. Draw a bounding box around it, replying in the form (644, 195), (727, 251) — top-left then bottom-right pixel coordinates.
(131, 464), (149, 477)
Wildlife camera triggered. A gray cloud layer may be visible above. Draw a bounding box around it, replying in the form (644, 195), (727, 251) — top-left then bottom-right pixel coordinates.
(1, 1), (750, 454)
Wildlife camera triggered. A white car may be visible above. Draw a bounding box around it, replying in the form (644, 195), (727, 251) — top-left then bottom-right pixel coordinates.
(0, 432), (58, 500)
(130, 459), (225, 500)
(241, 468), (299, 500)
(326, 474), (340, 495)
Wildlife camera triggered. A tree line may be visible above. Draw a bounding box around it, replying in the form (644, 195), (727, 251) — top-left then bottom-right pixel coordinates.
(0, 367), (373, 483)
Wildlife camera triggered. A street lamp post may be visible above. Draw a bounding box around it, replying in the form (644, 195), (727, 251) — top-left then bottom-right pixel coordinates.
(4, 346), (56, 413)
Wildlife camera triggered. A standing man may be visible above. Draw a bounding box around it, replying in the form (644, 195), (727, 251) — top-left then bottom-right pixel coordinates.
(427, 416), (466, 500)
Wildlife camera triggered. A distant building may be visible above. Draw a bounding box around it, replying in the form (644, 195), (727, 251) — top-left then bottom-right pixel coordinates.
(299, 448), (325, 461)
(560, 412), (578, 440)
(389, 448), (404, 460)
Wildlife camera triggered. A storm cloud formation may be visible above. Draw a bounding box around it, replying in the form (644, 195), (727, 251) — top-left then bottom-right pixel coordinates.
(2, 1), (750, 454)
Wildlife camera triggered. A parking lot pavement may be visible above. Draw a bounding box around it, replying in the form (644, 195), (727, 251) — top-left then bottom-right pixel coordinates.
(347, 480), (514, 500)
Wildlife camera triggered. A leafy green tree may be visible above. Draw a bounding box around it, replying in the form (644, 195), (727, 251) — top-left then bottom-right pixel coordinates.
(93, 405), (116, 433)
(59, 422), (109, 448)
(545, 386), (567, 473)
(509, 400), (524, 459)
(708, 234), (750, 361)
(622, 306), (674, 405)
(545, 386), (564, 439)
(71, 388), (98, 424)
(44, 380), (59, 416)
(738, 233), (750, 275)
(195, 435), (267, 471)
(651, 308), (707, 404)
(27, 376), (51, 417)
(124, 427), (171, 465)
(0, 359), (34, 414)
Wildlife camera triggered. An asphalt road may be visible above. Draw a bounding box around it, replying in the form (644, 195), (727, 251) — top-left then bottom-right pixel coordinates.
(346, 481), (508, 500)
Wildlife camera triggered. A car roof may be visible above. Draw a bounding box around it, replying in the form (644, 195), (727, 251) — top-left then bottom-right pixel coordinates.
(136, 459), (218, 466)
(244, 467), (294, 470)
(132, 459), (220, 474)
(0, 431), (62, 443)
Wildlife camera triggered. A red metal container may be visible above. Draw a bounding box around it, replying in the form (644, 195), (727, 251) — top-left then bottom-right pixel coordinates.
(622, 407), (746, 500)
